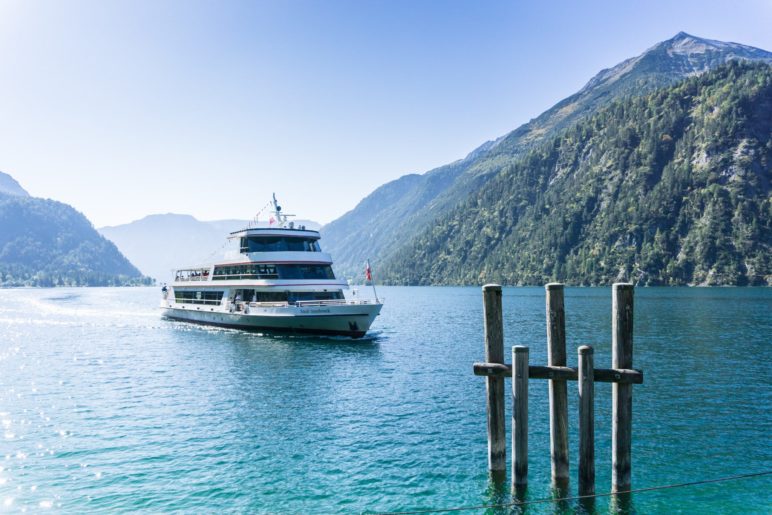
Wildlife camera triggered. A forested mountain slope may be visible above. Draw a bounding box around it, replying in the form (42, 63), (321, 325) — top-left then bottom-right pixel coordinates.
(0, 192), (150, 287)
(323, 33), (772, 279)
(380, 62), (772, 286)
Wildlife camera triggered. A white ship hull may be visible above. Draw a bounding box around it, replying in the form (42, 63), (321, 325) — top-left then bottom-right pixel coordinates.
(161, 300), (382, 338)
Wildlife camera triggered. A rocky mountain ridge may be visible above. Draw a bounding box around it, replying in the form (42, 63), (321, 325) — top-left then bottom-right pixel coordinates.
(0, 171), (30, 197)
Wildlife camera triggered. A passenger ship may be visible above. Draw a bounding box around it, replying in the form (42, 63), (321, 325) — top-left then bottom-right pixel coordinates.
(160, 195), (382, 338)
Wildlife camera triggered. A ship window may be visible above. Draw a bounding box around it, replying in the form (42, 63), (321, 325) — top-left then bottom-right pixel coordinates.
(251, 291), (289, 303)
(288, 291), (344, 302)
(212, 264), (278, 280)
(212, 263), (332, 280)
(242, 290), (344, 305)
(174, 268), (211, 282)
(174, 290), (223, 305)
(240, 237), (321, 253)
(276, 264), (335, 280)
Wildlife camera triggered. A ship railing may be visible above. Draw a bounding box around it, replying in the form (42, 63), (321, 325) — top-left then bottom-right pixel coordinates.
(174, 298), (222, 305)
(230, 299), (382, 309)
(174, 275), (210, 282)
(246, 301), (290, 308)
(213, 273), (279, 281)
(294, 299), (382, 307)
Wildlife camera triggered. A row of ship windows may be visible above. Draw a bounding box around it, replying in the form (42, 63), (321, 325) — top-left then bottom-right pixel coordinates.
(212, 264), (335, 280)
(174, 290), (344, 304)
(233, 289), (344, 303)
(174, 291), (223, 305)
(239, 237), (321, 253)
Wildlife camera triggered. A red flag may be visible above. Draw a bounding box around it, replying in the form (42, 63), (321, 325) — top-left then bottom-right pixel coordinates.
(269, 216), (275, 225)
(365, 261), (372, 282)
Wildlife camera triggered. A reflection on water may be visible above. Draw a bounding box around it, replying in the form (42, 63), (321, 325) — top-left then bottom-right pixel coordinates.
(0, 286), (769, 513)
(43, 292), (82, 302)
(577, 495), (597, 515)
(479, 478), (628, 514)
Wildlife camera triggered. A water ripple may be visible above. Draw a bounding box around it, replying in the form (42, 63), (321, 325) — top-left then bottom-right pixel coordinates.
(0, 286), (769, 513)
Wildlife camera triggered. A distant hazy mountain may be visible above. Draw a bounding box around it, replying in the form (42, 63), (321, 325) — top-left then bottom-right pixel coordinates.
(381, 62), (772, 286)
(322, 32), (772, 280)
(0, 171), (30, 197)
(99, 215), (321, 282)
(0, 175), (149, 287)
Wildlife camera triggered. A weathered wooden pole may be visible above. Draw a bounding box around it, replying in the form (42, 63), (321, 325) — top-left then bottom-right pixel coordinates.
(512, 345), (529, 490)
(612, 283), (634, 493)
(578, 345), (595, 496)
(545, 283), (569, 489)
(483, 284), (506, 473)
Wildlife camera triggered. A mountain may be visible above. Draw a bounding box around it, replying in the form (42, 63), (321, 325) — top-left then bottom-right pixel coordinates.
(379, 62), (772, 286)
(99, 215), (321, 282)
(0, 180), (150, 287)
(322, 32), (772, 280)
(0, 171), (30, 197)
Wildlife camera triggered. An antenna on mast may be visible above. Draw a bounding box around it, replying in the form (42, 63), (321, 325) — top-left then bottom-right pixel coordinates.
(270, 193), (294, 228)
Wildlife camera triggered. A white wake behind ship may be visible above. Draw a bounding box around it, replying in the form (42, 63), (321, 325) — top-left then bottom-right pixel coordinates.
(160, 195), (382, 338)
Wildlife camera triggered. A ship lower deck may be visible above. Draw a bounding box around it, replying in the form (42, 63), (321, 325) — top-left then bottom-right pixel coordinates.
(161, 301), (381, 338)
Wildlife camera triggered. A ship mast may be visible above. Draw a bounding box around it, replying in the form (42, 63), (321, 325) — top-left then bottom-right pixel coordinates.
(271, 193), (295, 228)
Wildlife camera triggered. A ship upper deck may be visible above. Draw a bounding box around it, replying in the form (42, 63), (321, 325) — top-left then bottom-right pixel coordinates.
(230, 226), (320, 239)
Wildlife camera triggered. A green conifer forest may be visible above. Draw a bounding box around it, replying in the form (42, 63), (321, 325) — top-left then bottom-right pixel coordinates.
(380, 62), (772, 286)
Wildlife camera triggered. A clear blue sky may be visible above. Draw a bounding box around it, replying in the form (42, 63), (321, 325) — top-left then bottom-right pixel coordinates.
(1, 0), (771, 227)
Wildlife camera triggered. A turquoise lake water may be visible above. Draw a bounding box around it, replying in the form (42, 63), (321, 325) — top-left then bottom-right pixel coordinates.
(0, 286), (770, 513)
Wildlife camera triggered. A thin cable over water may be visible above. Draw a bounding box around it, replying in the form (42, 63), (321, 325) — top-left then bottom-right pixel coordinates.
(369, 470), (772, 514)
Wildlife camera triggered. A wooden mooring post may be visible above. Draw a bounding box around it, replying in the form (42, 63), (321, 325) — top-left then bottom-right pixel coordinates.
(475, 283), (643, 497)
(512, 346), (529, 489)
(546, 283), (569, 490)
(578, 345), (595, 496)
(612, 283), (634, 493)
(482, 284), (506, 474)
